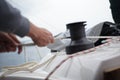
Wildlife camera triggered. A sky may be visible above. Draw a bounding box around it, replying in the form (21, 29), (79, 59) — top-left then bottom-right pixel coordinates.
(7, 0), (113, 35)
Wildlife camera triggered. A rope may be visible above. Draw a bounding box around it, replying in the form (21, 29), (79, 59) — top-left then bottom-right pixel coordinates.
(20, 36), (120, 46)
(0, 52), (61, 78)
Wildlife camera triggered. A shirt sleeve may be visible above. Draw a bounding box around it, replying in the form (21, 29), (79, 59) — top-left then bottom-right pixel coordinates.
(0, 0), (30, 37)
(109, 0), (120, 24)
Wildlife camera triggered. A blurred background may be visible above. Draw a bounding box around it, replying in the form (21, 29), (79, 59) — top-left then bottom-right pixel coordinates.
(7, 0), (113, 35)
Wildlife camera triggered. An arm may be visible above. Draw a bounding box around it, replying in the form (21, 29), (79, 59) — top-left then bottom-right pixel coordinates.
(0, 0), (54, 48)
(0, 0), (29, 37)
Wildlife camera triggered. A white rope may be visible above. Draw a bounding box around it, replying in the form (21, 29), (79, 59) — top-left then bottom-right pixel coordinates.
(0, 52), (61, 78)
(29, 52), (61, 72)
(1, 62), (38, 77)
(3, 62), (38, 70)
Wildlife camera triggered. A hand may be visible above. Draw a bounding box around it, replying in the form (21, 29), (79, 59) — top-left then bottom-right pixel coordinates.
(27, 23), (54, 46)
(0, 32), (22, 54)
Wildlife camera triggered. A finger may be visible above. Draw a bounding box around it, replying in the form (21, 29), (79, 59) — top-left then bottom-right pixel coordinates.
(50, 36), (54, 43)
(34, 38), (49, 47)
(1, 43), (16, 52)
(6, 45), (16, 52)
(0, 44), (12, 53)
(8, 34), (22, 54)
(2, 33), (17, 46)
(38, 42), (48, 46)
(4, 33), (21, 53)
(17, 45), (22, 54)
(0, 32), (18, 53)
(41, 35), (54, 46)
(0, 46), (7, 52)
(8, 34), (19, 44)
(0, 42), (7, 52)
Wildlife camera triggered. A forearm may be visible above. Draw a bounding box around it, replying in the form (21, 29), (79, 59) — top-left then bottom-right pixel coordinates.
(0, 0), (30, 37)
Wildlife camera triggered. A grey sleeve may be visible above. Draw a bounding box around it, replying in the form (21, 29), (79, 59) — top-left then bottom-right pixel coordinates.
(0, 0), (30, 37)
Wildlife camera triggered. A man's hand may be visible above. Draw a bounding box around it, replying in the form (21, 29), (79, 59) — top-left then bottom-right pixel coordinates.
(0, 32), (22, 54)
(27, 23), (54, 46)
